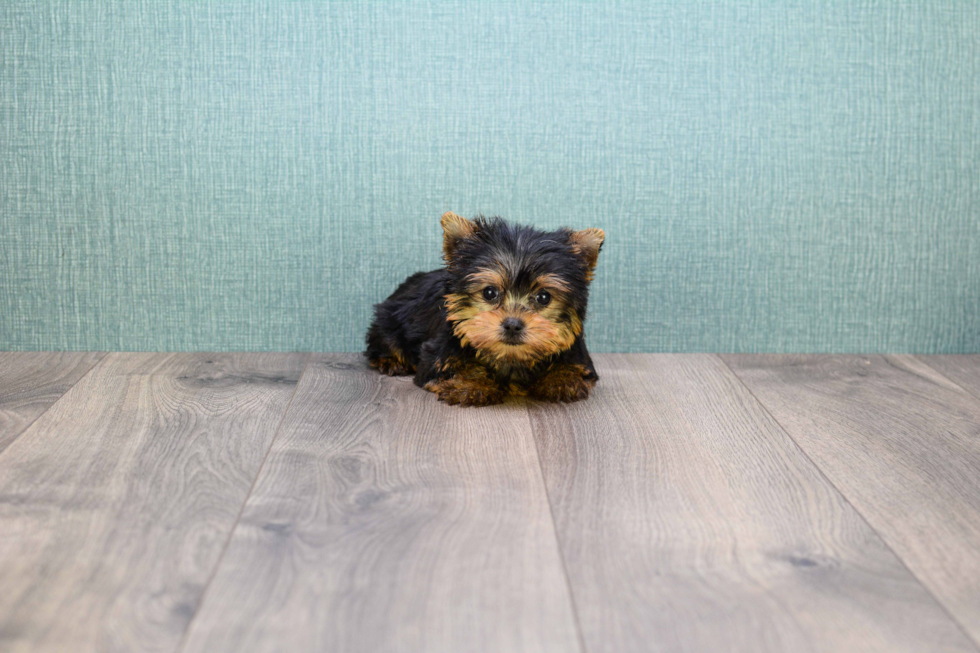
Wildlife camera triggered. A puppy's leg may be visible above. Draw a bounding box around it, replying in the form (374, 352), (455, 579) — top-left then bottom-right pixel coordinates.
(530, 363), (597, 403)
(424, 357), (505, 407)
(365, 323), (414, 376)
(368, 350), (413, 376)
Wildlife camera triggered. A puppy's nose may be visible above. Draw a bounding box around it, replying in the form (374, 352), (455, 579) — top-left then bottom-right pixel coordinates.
(502, 317), (525, 336)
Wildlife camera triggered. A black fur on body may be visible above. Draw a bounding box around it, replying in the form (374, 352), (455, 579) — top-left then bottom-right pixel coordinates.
(365, 213), (603, 406)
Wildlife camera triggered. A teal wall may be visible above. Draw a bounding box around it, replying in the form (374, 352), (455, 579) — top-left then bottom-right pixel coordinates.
(2, 2), (978, 353)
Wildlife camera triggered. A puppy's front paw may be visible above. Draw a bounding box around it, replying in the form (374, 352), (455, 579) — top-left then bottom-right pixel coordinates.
(531, 365), (597, 403)
(425, 377), (504, 407)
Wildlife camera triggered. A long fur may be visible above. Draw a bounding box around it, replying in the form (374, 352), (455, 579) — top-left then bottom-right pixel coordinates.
(365, 215), (603, 405)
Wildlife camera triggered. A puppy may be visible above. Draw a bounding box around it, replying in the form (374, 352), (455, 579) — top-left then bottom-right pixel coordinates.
(366, 212), (604, 406)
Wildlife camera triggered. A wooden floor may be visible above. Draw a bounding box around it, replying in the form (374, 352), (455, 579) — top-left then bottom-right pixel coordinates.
(1, 353), (980, 653)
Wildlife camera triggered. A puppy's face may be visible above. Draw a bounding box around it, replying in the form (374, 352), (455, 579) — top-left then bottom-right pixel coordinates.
(440, 213), (603, 367)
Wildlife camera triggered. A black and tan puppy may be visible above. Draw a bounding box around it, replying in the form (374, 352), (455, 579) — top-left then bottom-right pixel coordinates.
(365, 212), (604, 406)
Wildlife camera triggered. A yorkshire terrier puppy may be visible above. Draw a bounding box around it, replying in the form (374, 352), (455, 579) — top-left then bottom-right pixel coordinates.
(365, 212), (604, 406)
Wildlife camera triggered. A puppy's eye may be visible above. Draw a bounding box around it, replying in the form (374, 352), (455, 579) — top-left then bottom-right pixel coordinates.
(482, 286), (499, 302)
(534, 290), (552, 306)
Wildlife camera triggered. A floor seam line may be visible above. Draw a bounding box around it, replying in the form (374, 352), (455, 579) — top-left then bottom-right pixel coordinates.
(524, 399), (590, 653)
(714, 353), (980, 652)
(173, 351), (313, 653)
(910, 355), (980, 402)
(0, 351), (109, 461)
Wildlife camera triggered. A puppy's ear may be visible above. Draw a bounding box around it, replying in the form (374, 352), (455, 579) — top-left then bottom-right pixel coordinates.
(441, 212), (478, 261)
(569, 228), (605, 278)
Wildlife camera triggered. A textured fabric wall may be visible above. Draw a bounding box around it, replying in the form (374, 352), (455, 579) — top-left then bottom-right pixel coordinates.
(2, 1), (978, 353)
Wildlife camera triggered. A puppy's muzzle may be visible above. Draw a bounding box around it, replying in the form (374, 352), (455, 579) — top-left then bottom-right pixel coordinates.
(500, 317), (526, 344)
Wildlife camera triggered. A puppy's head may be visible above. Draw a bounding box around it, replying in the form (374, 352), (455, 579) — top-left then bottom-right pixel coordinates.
(440, 212), (604, 367)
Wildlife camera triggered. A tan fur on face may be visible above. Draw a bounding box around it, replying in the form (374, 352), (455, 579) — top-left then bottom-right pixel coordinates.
(464, 268), (508, 292)
(444, 292), (480, 322)
(532, 273), (572, 294)
(445, 289), (581, 367)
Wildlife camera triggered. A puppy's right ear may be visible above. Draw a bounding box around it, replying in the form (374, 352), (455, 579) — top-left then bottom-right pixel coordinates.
(441, 212), (478, 262)
(569, 227), (605, 281)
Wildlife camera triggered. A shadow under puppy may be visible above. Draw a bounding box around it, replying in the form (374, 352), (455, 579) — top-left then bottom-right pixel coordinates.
(366, 212), (604, 406)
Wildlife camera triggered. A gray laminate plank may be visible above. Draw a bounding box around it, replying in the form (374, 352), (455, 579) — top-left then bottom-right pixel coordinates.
(722, 354), (980, 647)
(0, 352), (308, 653)
(180, 354), (581, 653)
(0, 352), (105, 454)
(530, 353), (976, 653)
(917, 355), (980, 399)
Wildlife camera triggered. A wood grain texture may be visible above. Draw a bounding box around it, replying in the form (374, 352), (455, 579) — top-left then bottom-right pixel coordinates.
(917, 355), (980, 399)
(531, 353), (976, 653)
(0, 352), (307, 653)
(181, 354), (581, 653)
(0, 352), (105, 453)
(723, 354), (980, 647)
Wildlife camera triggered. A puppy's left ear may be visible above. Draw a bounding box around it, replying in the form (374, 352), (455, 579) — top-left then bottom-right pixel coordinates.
(441, 212), (478, 262)
(569, 228), (605, 277)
